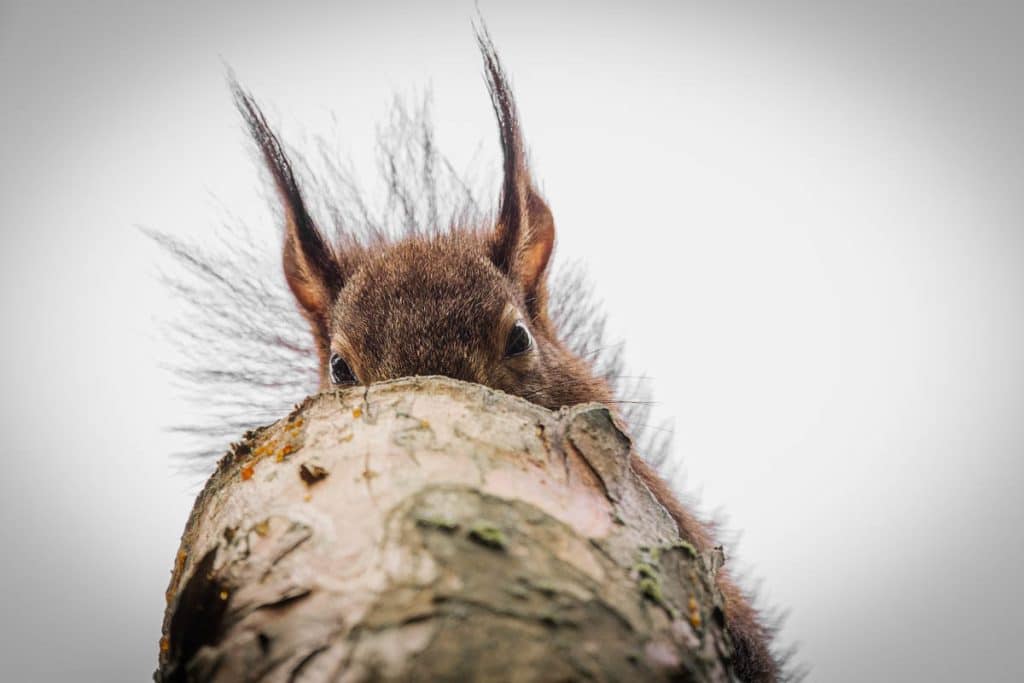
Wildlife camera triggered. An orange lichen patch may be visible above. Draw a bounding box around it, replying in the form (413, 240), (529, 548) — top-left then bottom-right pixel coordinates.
(159, 636), (170, 653)
(219, 590), (230, 601)
(419, 419), (430, 429)
(282, 417), (305, 440)
(687, 596), (702, 629)
(274, 443), (295, 462)
(254, 519), (270, 537)
(303, 493), (312, 502)
(243, 419), (304, 470)
(252, 440), (278, 458)
(241, 464), (255, 481)
(165, 549), (188, 603)
(352, 406), (363, 419)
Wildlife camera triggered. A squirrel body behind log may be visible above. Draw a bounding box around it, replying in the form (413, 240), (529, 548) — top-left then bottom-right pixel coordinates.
(161, 28), (784, 682)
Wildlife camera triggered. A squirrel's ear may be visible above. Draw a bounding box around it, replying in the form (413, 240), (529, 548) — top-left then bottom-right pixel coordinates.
(233, 81), (343, 357)
(479, 29), (555, 314)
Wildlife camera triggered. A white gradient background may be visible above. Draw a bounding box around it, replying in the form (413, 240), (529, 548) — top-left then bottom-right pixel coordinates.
(2, 1), (1022, 680)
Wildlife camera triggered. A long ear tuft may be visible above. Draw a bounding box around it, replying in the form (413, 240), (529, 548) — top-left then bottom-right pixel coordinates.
(476, 26), (556, 318)
(231, 77), (343, 365)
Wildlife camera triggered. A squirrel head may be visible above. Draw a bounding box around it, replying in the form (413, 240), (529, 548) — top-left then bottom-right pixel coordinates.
(232, 33), (612, 412)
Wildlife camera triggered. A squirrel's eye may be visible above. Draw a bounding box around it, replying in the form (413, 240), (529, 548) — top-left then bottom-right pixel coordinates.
(505, 321), (534, 357)
(329, 353), (356, 385)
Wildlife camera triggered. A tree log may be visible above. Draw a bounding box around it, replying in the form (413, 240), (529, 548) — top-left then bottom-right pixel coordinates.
(157, 377), (740, 682)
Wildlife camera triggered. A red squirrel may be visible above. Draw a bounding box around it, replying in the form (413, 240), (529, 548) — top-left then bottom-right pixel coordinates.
(166, 29), (782, 682)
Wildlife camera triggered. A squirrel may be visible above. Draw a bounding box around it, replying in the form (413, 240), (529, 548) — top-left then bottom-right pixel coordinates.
(157, 27), (784, 683)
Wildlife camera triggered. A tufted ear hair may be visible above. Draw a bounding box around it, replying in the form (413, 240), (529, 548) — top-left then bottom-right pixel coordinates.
(232, 79), (343, 368)
(478, 28), (556, 320)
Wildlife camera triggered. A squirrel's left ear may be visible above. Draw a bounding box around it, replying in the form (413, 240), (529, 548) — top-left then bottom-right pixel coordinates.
(479, 29), (555, 317)
(233, 80), (344, 369)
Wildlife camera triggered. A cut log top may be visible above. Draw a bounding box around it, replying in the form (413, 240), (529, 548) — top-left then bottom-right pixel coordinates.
(158, 377), (739, 683)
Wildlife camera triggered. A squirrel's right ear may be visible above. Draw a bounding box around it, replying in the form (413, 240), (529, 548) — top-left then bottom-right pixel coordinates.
(233, 81), (343, 355)
(478, 28), (555, 319)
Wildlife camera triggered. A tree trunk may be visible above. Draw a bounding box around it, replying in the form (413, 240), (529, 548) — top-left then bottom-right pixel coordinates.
(157, 377), (740, 682)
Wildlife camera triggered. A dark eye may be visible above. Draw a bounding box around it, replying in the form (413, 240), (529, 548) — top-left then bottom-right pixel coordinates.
(329, 353), (356, 385)
(505, 321), (534, 357)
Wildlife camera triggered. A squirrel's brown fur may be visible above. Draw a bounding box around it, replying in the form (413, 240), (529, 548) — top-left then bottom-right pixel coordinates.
(156, 27), (785, 682)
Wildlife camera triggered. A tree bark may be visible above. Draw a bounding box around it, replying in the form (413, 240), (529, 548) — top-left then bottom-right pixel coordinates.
(157, 377), (740, 682)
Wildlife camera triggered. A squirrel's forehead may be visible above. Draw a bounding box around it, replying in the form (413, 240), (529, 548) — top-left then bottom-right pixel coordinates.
(338, 244), (515, 313)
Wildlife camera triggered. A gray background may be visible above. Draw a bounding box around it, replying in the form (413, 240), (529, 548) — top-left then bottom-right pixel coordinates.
(2, 0), (1022, 680)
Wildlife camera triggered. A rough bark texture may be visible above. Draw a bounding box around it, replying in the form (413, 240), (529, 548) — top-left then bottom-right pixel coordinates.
(157, 377), (741, 682)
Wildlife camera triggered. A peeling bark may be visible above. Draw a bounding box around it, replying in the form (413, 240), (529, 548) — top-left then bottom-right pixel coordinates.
(157, 377), (741, 682)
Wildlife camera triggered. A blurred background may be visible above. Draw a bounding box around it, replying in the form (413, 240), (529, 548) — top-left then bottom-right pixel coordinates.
(2, 0), (1022, 680)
